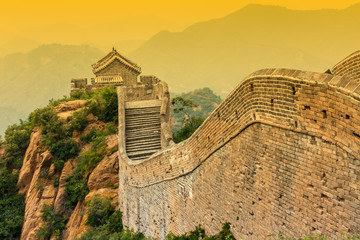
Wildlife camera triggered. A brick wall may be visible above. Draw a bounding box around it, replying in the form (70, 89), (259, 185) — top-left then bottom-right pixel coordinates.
(332, 51), (360, 81)
(118, 68), (360, 239)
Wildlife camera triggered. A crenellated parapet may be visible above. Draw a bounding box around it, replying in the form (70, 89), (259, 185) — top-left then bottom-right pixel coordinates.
(118, 52), (360, 239)
(332, 50), (360, 80)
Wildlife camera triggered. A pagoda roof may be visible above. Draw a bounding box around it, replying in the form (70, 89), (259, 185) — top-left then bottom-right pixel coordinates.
(92, 49), (141, 74)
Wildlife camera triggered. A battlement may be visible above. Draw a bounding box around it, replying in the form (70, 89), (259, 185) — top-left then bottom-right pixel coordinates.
(332, 50), (360, 80)
(70, 78), (89, 93)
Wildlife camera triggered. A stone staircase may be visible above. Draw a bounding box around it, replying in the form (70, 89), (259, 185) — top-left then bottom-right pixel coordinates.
(125, 106), (162, 160)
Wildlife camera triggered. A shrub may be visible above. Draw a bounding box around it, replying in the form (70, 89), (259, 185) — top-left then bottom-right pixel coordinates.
(39, 108), (67, 149)
(70, 90), (94, 100)
(0, 168), (25, 239)
(64, 171), (89, 209)
(65, 128), (107, 210)
(107, 210), (123, 233)
(53, 177), (59, 187)
(80, 129), (100, 143)
(50, 138), (78, 161)
(86, 196), (114, 227)
(86, 87), (118, 123)
(36, 204), (67, 240)
(77, 149), (104, 175)
(166, 222), (234, 240)
(71, 109), (88, 132)
(173, 117), (205, 143)
(53, 159), (65, 173)
(104, 122), (117, 135)
(3, 122), (32, 169)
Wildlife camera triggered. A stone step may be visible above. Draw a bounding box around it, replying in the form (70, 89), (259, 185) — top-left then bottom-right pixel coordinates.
(126, 114), (160, 119)
(126, 139), (161, 146)
(126, 138), (161, 146)
(126, 128), (160, 135)
(125, 108), (160, 115)
(125, 118), (160, 123)
(125, 121), (160, 129)
(125, 114), (160, 120)
(126, 145), (161, 153)
(125, 129), (160, 139)
(127, 149), (159, 157)
(130, 155), (151, 161)
(126, 132), (160, 139)
(126, 122), (161, 129)
(125, 119), (160, 125)
(126, 136), (160, 142)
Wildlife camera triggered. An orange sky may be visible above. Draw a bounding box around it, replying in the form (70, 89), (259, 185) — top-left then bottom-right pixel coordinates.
(2, 0), (359, 30)
(1, 0), (360, 53)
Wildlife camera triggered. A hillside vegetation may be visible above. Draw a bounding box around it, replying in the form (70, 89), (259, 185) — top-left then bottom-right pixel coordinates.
(171, 87), (222, 132)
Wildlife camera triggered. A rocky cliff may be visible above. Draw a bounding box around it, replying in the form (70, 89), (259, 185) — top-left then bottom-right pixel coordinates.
(17, 100), (119, 240)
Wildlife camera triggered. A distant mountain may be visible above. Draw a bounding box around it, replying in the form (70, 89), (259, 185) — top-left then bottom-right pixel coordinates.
(0, 37), (40, 58)
(130, 4), (360, 95)
(0, 44), (104, 135)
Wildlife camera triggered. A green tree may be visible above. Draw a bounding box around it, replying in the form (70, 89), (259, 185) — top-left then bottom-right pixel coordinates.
(171, 97), (205, 143)
(86, 196), (114, 227)
(36, 204), (67, 240)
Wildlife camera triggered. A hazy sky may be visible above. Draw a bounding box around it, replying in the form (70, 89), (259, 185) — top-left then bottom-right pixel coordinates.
(1, 0), (360, 53)
(2, 0), (359, 30)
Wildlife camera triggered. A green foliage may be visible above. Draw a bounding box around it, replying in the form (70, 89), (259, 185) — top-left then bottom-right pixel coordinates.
(86, 196), (114, 227)
(77, 196), (146, 240)
(53, 177), (59, 187)
(173, 116), (205, 143)
(77, 225), (145, 240)
(77, 149), (104, 175)
(54, 159), (65, 173)
(71, 109), (89, 132)
(65, 121), (109, 210)
(171, 96), (198, 115)
(36, 204), (68, 240)
(50, 138), (79, 162)
(64, 171), (89, 209)
(31, 106), (79, 173)
(0, 168), (25, 239)
(0, 115), (32, 239)
(39, 107), (68, 149)
(166, 222), (234, 240)
(171, 93), (211, 143)
(172, 88), (221, 132)
(86, 86), (118, 123)
(80, 128), (99, 143)
(2, 121), (33, 169)
(266, 233), (360, 240)
(107, 210), (123, 233)
(70, 90), (95, 100)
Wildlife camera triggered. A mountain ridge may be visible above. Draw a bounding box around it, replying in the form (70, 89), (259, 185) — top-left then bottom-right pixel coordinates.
(129, 3), (360, 95)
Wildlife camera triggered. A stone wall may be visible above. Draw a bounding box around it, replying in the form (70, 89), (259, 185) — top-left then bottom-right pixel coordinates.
(332, 51), (360, 80)
(118, 68), (360, 239)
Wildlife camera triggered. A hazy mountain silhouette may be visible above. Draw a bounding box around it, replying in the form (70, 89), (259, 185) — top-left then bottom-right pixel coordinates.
(0, 37), (40, 58)
(0, 44), (104, 135)
(130, 4), (360, 95)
